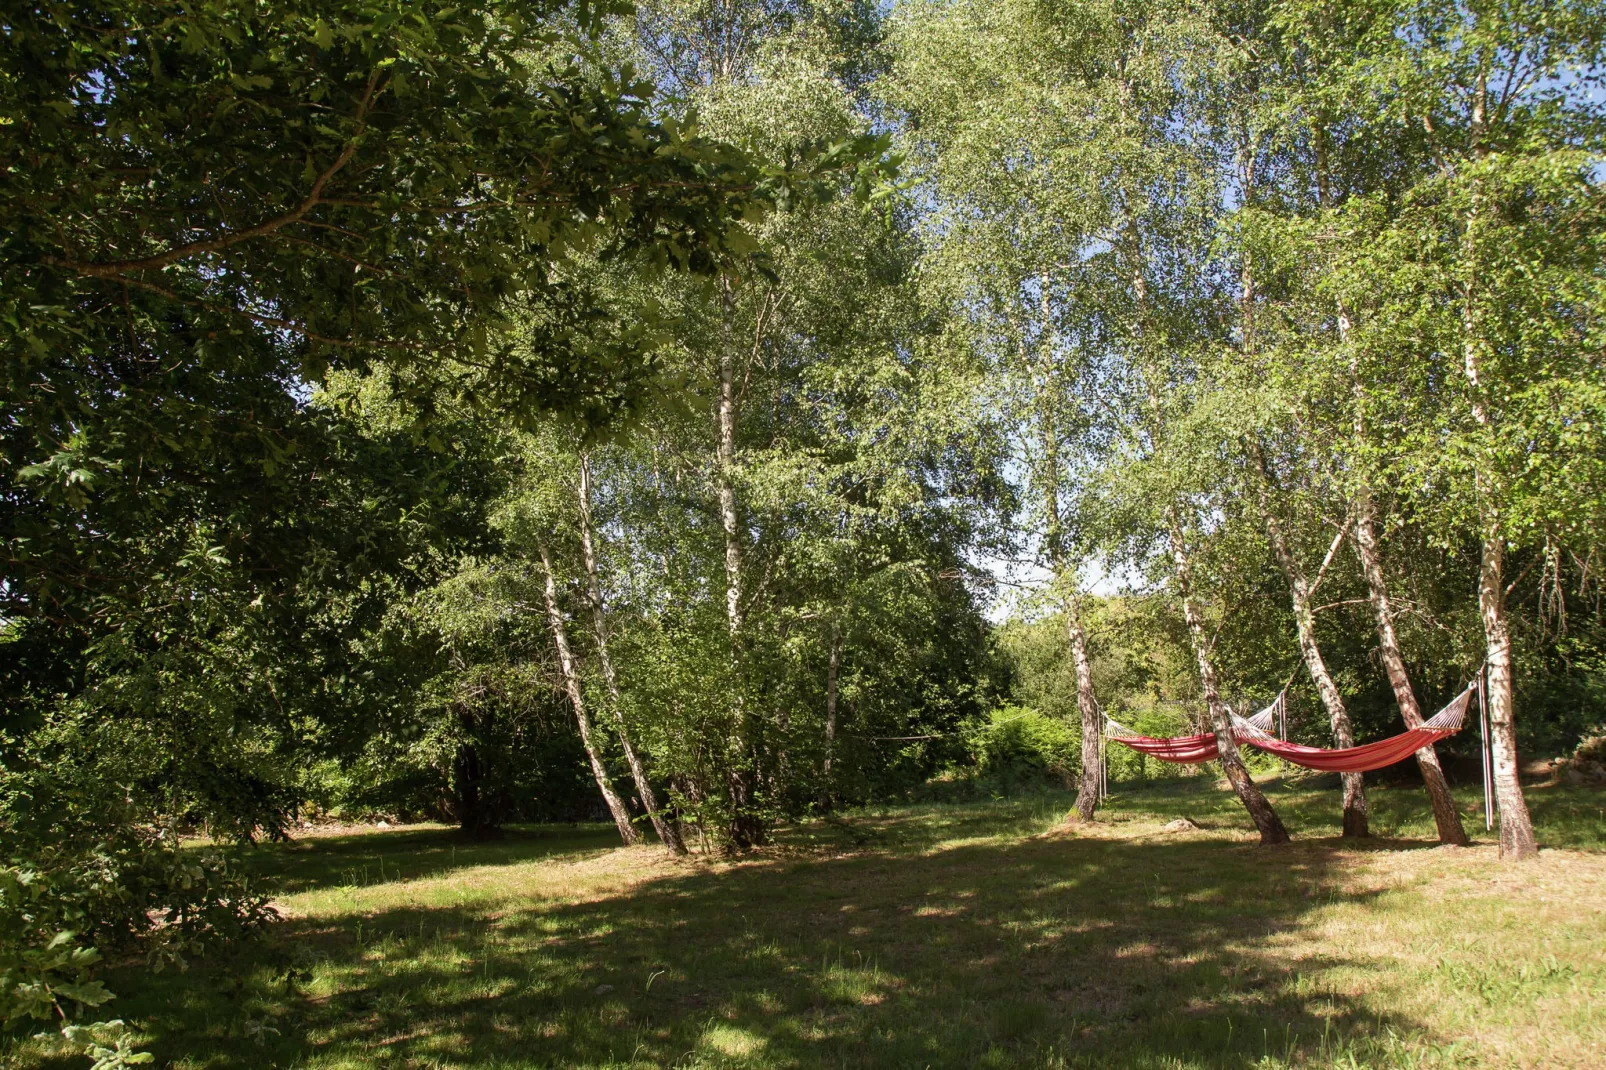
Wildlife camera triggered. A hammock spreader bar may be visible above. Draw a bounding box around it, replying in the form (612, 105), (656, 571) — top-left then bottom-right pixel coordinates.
(1106, 687), (1472, 774)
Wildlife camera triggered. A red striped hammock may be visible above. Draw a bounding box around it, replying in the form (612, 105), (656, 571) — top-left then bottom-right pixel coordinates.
(1106, 686), (1472, 774)
(1103, 704), (1277, 766)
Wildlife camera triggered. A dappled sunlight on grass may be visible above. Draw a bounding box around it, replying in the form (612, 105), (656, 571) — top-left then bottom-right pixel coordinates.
(7, 778), (1604, 1068)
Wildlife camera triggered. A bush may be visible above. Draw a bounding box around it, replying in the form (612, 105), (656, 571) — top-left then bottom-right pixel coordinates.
(968, 706), (1081, 789)
(2, 814), (275, 1065)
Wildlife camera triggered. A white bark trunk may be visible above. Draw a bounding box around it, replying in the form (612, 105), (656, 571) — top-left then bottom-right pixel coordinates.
(820, 621), (840, 807)
(1319, 107), (1470, 844)
(1352, 491), (1470, 845)
(538, 543), (638, 845)
(1068, 599), (1101, 821)
(716, 278), (759, 848)
(1339, 285), (1470, 844)
(1476, 516), (1537, 857)
(1170, 515), (1289, 845)
(1459, 142), (1537, 859)
(1249, 448), (1368, 835)
(718, 302), (744, 637)
(576, 454), (686, 855)
(1036, 273), (1102, 821)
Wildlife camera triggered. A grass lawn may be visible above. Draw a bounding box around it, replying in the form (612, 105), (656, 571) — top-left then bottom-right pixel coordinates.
(8, 774), (1606, 1069)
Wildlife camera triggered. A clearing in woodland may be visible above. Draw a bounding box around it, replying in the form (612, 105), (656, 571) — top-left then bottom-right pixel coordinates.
(11, 776), (1606, 1070)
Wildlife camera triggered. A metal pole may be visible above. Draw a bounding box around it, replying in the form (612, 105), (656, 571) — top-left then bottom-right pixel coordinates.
(1478, 670), (1494, 831)
(1278, 691), (1288, 771)
(1101, 722), (1108, 799)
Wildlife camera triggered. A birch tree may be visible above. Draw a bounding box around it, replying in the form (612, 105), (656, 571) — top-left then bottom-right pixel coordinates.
(551, 0), (1001, 846)
(575, 451), (688, 853)
(1230, 0), (1471, 843)
(890, 0), (1118, 821)
(537, 540), (641, 845)
(1200, 2), (1372, 835)
(1314, 0), (1606, 858)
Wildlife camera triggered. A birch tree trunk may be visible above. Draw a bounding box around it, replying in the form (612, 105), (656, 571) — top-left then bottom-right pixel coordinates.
(1115, 105), (1278, 837)
(1352, 490), (1469, 845)
(1170, 516), (1290, 845)
(1248, 447), (1368, 836)
(1461, 301), (1537, 858)
(538, 543), (639, 845)
(819, 620), (840, 811)
(1474, 522), (1535, 858)
(576, 453), (687, 855)
(1458, 91), (1537, 859)
(1232, 122), (1335, 830)
(718, 285), (745, 640)
(1340, 295), (1469, 844)
(716, 278), (762, 848)
(1067, 597), (1101, 821)
(1210, 151), (1289, 843)
(1035, 275), (1101, 821)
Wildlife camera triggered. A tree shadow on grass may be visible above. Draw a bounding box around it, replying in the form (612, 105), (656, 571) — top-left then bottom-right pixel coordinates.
(92, 825), (1448, 1070)
(247, 823), (627, 895)
(1101, 770), (1545, 847)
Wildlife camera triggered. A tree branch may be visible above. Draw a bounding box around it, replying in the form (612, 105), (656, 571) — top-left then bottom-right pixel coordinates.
(44, 70), (386, 278)
(1504, 553), (1543, 599)
(110, 272), (428, 352)
(1306, 509), (1355, 599)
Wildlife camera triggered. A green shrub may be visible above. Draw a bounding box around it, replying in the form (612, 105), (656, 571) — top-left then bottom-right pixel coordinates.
(2, 819), (275, 1065)
(968, 706), (1081, 789)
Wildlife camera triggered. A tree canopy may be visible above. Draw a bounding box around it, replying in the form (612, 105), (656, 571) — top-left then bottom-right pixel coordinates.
(4, 0), (1605, 1060)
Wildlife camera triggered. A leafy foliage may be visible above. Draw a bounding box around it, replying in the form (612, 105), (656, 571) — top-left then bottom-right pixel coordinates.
(966, 706), (1079, 790)
(4, 0), (1606, 1058)
(1, 817), (273, 1064)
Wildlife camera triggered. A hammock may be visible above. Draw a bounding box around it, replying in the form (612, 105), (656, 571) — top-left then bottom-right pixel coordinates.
(1104, 703), (1278, 765)
(1227, 685), (1472, 773)
(1106, 687), (1471, 773)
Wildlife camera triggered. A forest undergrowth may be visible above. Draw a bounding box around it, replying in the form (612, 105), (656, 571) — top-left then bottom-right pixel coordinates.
(7, 777), (1603, 1070)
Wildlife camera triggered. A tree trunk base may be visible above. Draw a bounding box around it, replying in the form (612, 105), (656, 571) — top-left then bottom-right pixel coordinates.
(1416, 750), (1469, 846)
(1223, 759), (1290, 845)
(1500, 813), (1539, 860)
(726, 813), (769, 851)
(1341, 772), (1370, 838)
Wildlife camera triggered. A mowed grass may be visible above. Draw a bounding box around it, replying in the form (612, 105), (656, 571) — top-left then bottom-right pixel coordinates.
(9, 775), (1606, 1069)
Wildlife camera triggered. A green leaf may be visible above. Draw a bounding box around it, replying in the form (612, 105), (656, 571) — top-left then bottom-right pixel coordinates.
(55, 981), (116, 1007)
